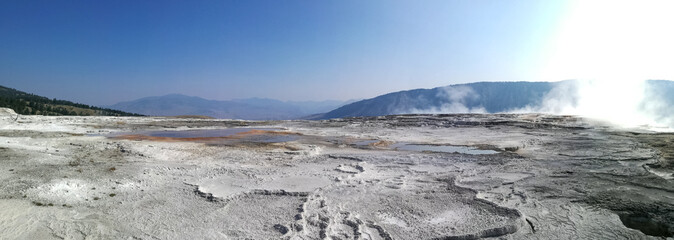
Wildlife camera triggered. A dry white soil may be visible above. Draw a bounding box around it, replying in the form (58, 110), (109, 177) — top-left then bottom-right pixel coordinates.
(0, 110), (672, 239)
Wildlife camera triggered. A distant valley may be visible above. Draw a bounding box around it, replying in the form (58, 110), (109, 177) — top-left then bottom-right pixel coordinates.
(109, 81), (575, 120)
(108, 94), (351, 120)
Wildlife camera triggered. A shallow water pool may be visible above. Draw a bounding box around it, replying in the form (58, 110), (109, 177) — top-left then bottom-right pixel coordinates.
(392, 143), (498, 155)
(139, 128), (280, 138)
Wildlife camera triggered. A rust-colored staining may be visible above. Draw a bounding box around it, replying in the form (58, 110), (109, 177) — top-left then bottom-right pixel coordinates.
(234, 129), (301, 137)
(371, 140), (394, 147)
(112, 129), (302, 143)
(112, 135), (185, 142)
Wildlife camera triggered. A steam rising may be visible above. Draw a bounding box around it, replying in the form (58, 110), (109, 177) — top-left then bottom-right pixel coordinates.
(408, 86), (485, 114)
(514, 80), (673, 131)
(406, 80), (673, 131)
(402, 0), (674, 131)
(533, 0), (674, 131)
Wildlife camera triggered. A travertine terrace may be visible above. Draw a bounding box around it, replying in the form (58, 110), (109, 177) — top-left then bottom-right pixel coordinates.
(1, 110), (672, 239)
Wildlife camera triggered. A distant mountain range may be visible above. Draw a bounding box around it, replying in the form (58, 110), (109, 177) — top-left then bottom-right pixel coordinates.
(314, 81), (558, 119)
(0, 85), (140, 116)
(6, 80), (673, 121)
(313, 80), (674, 119)
(109, 94), (352, 120)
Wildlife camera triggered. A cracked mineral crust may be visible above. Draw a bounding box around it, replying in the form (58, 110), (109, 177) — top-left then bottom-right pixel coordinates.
(0, 112), (672, 239)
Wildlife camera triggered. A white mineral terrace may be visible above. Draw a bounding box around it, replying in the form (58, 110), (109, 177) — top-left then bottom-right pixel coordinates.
(0, 111), (672, 239)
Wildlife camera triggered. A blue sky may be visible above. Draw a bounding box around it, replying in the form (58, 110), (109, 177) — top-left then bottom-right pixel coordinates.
(0, 0), (587, 105)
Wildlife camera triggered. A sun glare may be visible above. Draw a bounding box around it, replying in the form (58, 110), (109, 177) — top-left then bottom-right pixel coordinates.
(541, 0), (674, 81)
(537, 0), (674, 129)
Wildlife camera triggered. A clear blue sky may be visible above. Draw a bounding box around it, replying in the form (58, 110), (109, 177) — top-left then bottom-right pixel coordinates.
(1, 0), (571, 105)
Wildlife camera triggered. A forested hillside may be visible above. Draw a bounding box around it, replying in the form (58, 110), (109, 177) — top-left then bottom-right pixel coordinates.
(0, 85), (141, 116)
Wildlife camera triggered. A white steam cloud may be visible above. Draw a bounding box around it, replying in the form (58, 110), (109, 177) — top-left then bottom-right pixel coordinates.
(511, 79), (673, 131)
(530, 0), (674, 131)
(403, 0), (674, 131)
(405, 80), (673, 131)
(407, 86), (486, 114)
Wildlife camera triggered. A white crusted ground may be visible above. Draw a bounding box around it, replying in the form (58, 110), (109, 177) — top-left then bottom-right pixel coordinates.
(0, 110), (672, 239)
